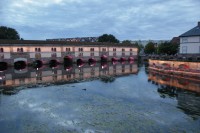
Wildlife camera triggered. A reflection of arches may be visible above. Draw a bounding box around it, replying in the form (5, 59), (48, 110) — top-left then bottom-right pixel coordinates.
(179, 64), (189, 69)
(64, 63), (73, 71)
(64, 56), (73, 65)
(101, 55), (107, 62)
(49, 60), (58, 68)
(128, 57), (134, 61)
(101, 62), (107, 69)
(111, 57), (118, 62)
(0, 62), (8, 71)
(32, 60), (43, 68)
(14, 61), (26, 70)
(120, 57), (126, 61)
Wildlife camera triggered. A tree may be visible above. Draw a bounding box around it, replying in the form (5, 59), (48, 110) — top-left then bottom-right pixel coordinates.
(158, 41), (179, 55)
(0, 26), (20, 40)
(122, 40), (132, 44)
(98, 34), (119, 43)
(144, 42), (156, 54)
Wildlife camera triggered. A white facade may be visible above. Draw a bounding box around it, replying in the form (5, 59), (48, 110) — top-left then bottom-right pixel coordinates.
(180, 36), (200, 54)
(179, 22), (200, 54)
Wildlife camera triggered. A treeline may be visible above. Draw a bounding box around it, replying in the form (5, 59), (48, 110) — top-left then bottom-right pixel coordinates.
(144, 41), (179, 55)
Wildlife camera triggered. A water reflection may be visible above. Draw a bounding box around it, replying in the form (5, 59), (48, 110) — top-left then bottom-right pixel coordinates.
(148, 70), (200, 118)
(0, 62), (138, 95)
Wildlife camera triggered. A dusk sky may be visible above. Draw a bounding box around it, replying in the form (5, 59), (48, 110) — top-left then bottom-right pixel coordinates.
(0, 0), (200, 41)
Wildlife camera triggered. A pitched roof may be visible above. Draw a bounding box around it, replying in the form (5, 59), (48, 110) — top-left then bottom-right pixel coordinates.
(179, 22), (200, 37)
(0, 40), (136, 47)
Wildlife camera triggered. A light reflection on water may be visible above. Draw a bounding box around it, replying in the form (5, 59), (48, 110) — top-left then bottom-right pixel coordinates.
(0, 63), (199, 133)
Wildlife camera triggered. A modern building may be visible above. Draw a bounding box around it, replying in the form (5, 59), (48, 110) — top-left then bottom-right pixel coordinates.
(179, 22), (200, 54)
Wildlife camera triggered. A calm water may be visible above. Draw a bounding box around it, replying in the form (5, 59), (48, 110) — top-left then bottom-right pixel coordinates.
(0, 62), (200, 133)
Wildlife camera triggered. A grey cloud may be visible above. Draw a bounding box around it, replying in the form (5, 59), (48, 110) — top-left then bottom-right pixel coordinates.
(0, 0), (200, 40)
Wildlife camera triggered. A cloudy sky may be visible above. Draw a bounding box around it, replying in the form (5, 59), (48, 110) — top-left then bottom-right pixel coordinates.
(0, 0), (200, 41)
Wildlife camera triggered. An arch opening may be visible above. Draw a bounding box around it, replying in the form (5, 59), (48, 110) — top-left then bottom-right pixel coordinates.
(77, 59), (84, 67)
(49, 60), (58, 68)
(14, 61), (26, 70)
(64, 56), (73, 65)
(0, 62), (8, 71)
(88, 58), (96, 66)
(32, 60), (43, 69)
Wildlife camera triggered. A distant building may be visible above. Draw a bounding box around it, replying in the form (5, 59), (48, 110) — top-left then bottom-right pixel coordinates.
(131, 40), (169, 46)
(47, 37), (99, 42)
(179, 22), (200, 54)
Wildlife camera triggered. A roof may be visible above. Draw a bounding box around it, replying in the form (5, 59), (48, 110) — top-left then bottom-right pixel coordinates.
(0, 40), (137, 47)
(170, 37), (180, 44)
(179, 22), (200, 37)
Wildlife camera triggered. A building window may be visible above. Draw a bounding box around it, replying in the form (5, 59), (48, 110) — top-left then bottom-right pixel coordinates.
(90, 48), (94, 51)
(79, 48), (83, 52)
(66, 48), (70, 52)
(0, 48), (3, 52)
(182, 46), (187, 53)
(35, 48), (41, 52)
(122, 48), (125, 52)
(102, 48), (106, 52)
(17, 48), (23, 52)
(182, 38), (188, 43)
(130, 49), (132, 51)
(113, 48), (116, 51)
(51, 48), (56, 52)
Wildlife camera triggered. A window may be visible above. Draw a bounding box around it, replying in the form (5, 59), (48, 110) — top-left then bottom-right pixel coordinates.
(51, 48), (56, 52)
(35, 48), (41, 52)
(113, 48), (116, 51)
(182, 46), (187, 53)
(90, 48), (94, 51)
(17, 48), (23, 52)
(0, 48), (3, 52)
(79, 48), (83, 52)
(130, 49), (132, 51)
(102, 48), (106, 51)
(182, 38), (188, 43)
(122, 48), (125, 52)
(66, 48), (70, 52)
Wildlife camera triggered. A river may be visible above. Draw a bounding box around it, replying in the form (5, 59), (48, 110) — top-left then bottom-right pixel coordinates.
(0, 62), (199, 133)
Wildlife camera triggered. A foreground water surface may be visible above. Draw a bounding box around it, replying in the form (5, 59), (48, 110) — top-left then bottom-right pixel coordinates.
(0, 62), (200, 133)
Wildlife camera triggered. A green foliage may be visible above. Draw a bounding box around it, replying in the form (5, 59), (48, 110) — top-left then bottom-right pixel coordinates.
(98, 34), (119, 43)
(122, 40), (132, 44)
(0, 26), (20, 40)
(158, 41), (179, 55)
(144, 42), (156, 54)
